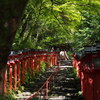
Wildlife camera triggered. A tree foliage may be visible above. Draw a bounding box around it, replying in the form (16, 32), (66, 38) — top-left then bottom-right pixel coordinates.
(12, 0), (100, 51)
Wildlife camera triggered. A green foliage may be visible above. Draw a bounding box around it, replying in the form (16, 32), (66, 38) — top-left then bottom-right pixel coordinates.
(24, 61), (46, 85)
(16, 85), (25, 95)
(0, 94), (15, 100)
(12, 0), (80, 49)
(12, 0), (100, 51)
(70, 67), (77, 78)
(24, 69), (35, 84)
(73, 11), (100, 52)
(40, 61), (46, 72)
(4, 94), (15, 100)
(4, 89), (16, 100)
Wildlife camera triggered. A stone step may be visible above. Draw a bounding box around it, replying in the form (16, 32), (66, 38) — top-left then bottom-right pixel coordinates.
(14, 60), (83, 100)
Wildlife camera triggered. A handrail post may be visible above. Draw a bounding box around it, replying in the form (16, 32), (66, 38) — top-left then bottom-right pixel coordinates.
(46, 80), (49, 100)
(57, 61), (60, 69)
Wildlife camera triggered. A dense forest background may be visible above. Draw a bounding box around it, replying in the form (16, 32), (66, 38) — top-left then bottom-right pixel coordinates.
(12, 0), (100, 52)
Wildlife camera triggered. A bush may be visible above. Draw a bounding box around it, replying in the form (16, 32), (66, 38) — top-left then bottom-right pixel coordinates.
(40, 61), (46, 73)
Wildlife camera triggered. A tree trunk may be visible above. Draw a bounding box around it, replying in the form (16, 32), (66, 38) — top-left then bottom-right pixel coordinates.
(0, 0), (28, 95)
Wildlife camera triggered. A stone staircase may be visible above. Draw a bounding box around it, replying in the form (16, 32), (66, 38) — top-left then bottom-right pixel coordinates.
(48, 61), (83, 100)
(14, 60), (83, 100)
(14, 66), (58, 100)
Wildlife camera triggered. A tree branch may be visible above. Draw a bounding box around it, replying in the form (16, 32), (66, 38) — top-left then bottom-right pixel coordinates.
(50, 0), (70, 34)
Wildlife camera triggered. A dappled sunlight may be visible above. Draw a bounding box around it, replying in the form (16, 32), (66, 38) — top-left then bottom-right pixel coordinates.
(48, 60), (83, 100)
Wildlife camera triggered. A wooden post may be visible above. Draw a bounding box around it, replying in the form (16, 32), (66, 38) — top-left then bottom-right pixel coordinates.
(17, 61), (20, 87)
(22, 60), (25, 84)
(4, 66), (7, 94)
(14, 63), (17, 91)
(9, 64), (12, 92)
(46, 80), (49, 100)
(32, 57), (35, 70)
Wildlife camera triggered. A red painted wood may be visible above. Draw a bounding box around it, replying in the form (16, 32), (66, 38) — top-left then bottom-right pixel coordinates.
(17, 61), (20, 87)
(14, 63), (17, 91)
(24, 62), (60, 100)
(3, 50), (58, 94)
(22, 60), (25, 84)
(9, 64), (12, 92)
(4, 66), (7, 94)
(46, 80), (49, 100)
(31, 57), (35, 70)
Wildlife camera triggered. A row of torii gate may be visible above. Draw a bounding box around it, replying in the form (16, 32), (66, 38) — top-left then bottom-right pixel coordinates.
(4, 49), (58, 94)
(3, 41), (100, 100)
